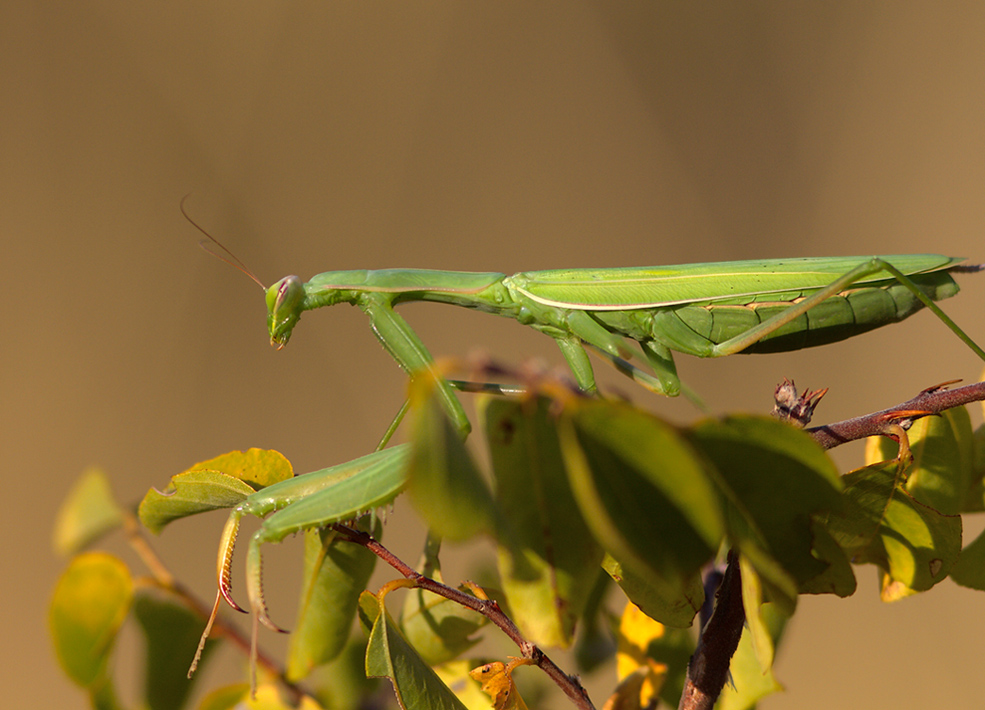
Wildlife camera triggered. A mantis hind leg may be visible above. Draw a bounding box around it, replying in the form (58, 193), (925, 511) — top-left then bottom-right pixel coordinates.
(709, 258), (985, 361)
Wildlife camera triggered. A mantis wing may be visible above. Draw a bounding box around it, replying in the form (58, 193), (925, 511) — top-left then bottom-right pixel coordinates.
(512, 255), (963, 310)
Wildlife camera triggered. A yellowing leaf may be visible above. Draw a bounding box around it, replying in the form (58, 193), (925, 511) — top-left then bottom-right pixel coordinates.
(469, 659), (532, 710)
(138, 470), (256, 533)
(53, 467), (124, 556)
(185, 448), (294, 488)
(49, 552), (133, 687)
(614, 603), (668, 709)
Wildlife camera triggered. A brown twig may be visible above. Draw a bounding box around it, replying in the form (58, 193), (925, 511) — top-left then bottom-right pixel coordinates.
(807, 380), (985, 449)
(678, 551), (744, 710)
(331, 523), (597, 710)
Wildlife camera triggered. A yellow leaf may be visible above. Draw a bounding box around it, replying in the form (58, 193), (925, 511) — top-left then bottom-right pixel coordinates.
(614, 602), (668, 708)
(469, 659), (531, 710)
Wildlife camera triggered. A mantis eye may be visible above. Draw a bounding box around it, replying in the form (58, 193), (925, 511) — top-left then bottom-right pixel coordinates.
(266, 275), (305, 347)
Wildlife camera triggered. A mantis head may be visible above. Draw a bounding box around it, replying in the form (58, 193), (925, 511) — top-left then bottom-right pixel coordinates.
(267, 275), (306, 348)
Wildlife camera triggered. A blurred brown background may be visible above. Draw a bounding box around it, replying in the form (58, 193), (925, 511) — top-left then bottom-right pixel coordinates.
(3, 3), (984, 708)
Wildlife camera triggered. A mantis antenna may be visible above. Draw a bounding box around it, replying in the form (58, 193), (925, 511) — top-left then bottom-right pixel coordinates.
(181, 195), (267, 291)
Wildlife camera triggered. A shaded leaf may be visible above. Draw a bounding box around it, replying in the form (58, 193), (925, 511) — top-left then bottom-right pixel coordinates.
(716, 602), (786, 710)
(89, 675), (125, 710)
(947, 525), (985, 590)
(573, 570), (617, 673)
(796, 519), (857, 597)
(400, 586), (486, 667)
(133, 593), (216, 710)
(49, 552), (132, 687)
(603, 666), (661, 710)
(602, 554), (703, 629)
(305, 637), (381, 710)
(362, 592), (470, 710)
(866, 409), (974, 514)
(139, 470), (256, 534)
(53, 467), (125, 556)
(483, 395), (604, 647)
(408, 387), (496, 540)
(288, 518), (381, 680)
(559, 400), (722, 615)
(824, 461), (961, 593)
(965, 423), (985, 512)
(400, 536), (487, 667)
(687, 416), (842, 592)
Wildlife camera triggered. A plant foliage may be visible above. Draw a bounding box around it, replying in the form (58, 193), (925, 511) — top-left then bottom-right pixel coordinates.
(51, 375), (985, 710)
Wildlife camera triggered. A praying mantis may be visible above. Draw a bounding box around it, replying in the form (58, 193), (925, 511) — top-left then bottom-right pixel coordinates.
(182, 212), (985, 696)
(186, 208), (984, 432)
(254, 251), (984, 434)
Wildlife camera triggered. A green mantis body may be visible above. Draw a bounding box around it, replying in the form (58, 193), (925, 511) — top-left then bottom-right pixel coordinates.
(266, 255), (984, 434)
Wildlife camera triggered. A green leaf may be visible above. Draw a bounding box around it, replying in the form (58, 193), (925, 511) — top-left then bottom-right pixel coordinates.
(716, 601), (786, 710)
(139, 470), (256, 534)
(287, 517), (381, 681)
(49, 552), (133, 687)
(824, 461), (961, 593)
(133, 593), (216, 710)
(194, 684), (327, 710)
(400, 585), (486, 667)
(866, 409), (974, 514)
(407, 388), (496, 540)
(686, 416), (843, 592)
(965, 423), (985, 512)
(601, 554), (703, 629)
(53, 467), (125, 556)
(559, 399), (723, 620)
(362, 592), (470, 710)
(90, 675), (125, 710)
(947, 525), (985, 590)
(795, 519), (857, 597)
(482, 395), (604, 647)
(572, 570), (616, 673)
(738, 556), (773, 673)
(399, 536), (486, 666)
(305, 637), (381, 710)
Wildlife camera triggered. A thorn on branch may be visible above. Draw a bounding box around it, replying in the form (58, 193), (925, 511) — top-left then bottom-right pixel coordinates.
(772, 378), (827, 427)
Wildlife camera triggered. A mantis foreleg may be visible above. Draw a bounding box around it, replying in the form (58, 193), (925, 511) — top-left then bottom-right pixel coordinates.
(359, 292), (471, 437)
